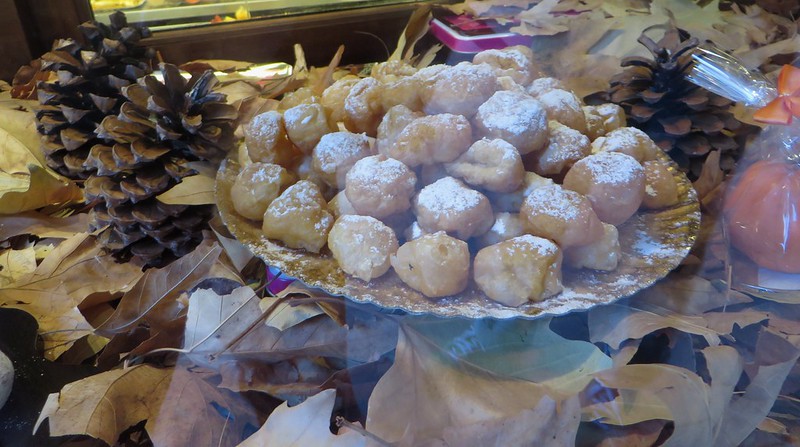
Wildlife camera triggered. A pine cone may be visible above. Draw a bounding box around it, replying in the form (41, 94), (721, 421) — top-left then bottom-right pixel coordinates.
(84, 63), (237, 266)
(34, 11), (155, 179)
(605, 25), (757, 179)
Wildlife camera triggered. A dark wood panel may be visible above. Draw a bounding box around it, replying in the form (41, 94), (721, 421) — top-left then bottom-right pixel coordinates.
(144, 4), (419, 67)
(0, 0), (35, 81)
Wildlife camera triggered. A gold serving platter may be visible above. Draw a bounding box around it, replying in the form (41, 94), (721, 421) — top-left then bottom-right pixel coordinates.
(216, 152), (700, 319)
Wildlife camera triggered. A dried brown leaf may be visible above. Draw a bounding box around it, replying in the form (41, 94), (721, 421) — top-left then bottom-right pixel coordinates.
(632, 274), (752, 315)
(0, 247), (36, 287)
(219, 357), (332, 399)
(96, 239), (222, 336)
(693, 150), (724, 204)
(38, 364), (260, 447)
(239, 389), (366, 447)
(0, 211), (89, 241)
(156, 173), (216, 205)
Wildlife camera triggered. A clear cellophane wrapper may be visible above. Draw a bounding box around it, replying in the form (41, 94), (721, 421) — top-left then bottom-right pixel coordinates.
(689, 45), (800, 274)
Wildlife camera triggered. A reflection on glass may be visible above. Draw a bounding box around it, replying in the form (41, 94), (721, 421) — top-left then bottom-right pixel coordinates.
(89, 0), (419, 31)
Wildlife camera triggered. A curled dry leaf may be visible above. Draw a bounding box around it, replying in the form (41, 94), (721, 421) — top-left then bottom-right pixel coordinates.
(238, 388), (366, 447)
(0, 247), (36, 288)
(38, 364), (261, 447)
(365, 321), (578, 446)
(96, 238), (223, 336)
(156, 173), (217, 205)
(0, 211), (89, 241)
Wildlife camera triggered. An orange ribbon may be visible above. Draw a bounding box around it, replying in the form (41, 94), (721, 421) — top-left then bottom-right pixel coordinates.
(753, 64), (800, 125)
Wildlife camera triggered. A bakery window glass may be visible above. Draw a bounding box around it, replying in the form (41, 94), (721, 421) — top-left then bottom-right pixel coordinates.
(89, 0), (420, 30)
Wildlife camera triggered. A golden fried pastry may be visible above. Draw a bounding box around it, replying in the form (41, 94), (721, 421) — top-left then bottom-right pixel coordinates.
(370, 60), (418, 82)
(521, 184), (604, 247)
(473, 212), (527, 249)
(536, 88), (587, 134)
(422, 62), (499, 117)
(564, 223), (620, 271)
(391, 231), (471, 298)
(387, 113), (472, 167)
(563, 151), (645, 225)
(283, 103), (337, 154)
(414, 176), (494, 240)
(321, 76), (360, 123)
(525, 121), (591, 176)
(473, 45), (536, 86)
(472, 90), (549, 155)
(485, 171), (554, 212)
(474, 235), (563, 306)
(262, 180), (334, 253)
(343, 77), (384, 136)
(231, 162), (294, 221)
(345, 155), (417, 218)
(328, 215), (399, 281)
(591, 127), (661, 162)
(245, 111), (301, 167)
(376, 105), (424, 156)
(641, 160), (680, 209)
(445, 138), (524, 193)
(583, 103), (626, 140)
(526, 77), (567, 98)
(277, 87), (318, 111)
(328, 190), (357, 217)
(381, 76), (424, 112)
(311, 131), (372, 189)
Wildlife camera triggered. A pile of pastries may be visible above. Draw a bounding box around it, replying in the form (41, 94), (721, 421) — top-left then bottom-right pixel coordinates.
(230, 46), (680, 307)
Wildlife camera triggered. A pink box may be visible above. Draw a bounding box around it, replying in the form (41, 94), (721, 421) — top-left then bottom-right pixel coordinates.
(429, 16), (533, 54)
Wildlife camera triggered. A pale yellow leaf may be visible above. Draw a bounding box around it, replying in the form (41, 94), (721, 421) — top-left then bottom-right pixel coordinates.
(0, 166), (83, 215)
(156, 174), (216, 205)
(260, 296), (324, 331)
(238, 389), (366, 447)
(0, 99), (45, 165)
(0, 247), (36, 287)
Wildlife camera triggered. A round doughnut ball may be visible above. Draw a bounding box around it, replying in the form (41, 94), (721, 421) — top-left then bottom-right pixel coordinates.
(474, 235), (563, 306)
(391, 231), (470, 298)
(563, 151), (645, 225)
(537, 88), (587, 134)
(245, 111), (301, 167)
(328, 215), (399, 281)
(641, 160), (679, 209)
(473, 45), (536, 86)
(591, 127), (661, 162)
(445, 138), (524, 193)
(474, 212), (527, 249)
(262, 180), (334, 253)
(583, 103), (626, 140)
(278, 87), (318, 111)
(473, 90), (549, 155)
(231, 162), (294, 221)
(414, 176), (494, 240)
(380, 76), (424, 113)
(322, 76), (360, 123)
(387, 113), (472, 167)
(376, 104), (424, 156)
(345, 155), (417, 218)
(422, 62), (499, 117)
(371, 60), (418, 82)
(524, 121), (591, 176)
(485, 171), (554, 213)
(565, 223), (620, 271)
(526, 77), (567, 98)
(283, 102), (336, 154)
(521, 184), (604, 247)
(328, 190), (357, 217)
(344, 77), (385, 136)
(311, 131), (372, 189)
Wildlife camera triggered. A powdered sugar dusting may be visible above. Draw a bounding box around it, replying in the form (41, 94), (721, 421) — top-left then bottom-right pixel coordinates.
(579, 151), (643, 185)
(347, 155), (414, 194)
(417, 176), (483, 217)
(477, 91), (546, 136)
(526, 185), (580, 220)
(602, 127), (649, 151)
(509, 234), (558, 256)
(538, 89), (581, 114)
(315, 131), (370, 171)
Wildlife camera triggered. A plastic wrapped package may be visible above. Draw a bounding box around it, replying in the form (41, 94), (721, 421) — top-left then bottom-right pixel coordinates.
(689, 46), (800, 274)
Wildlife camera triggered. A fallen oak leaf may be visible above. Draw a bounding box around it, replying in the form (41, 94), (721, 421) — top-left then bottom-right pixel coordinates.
(0, 247), (36, 287)
(238, 388), (366, 447)
(96, 238), (222, 336)
(37, 364), (261, 447)
(0, 211), (89, 241)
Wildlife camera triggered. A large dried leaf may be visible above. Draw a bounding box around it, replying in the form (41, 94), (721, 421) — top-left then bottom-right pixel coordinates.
(632, 275), (751, 315)
(0, 211), (89, 241)
(0, 247), (36, 287)
(96, 239), (223, 336)
(259, 295), (324, 331)
(365, 321), (578, 446)
(511, 0), (571, 36)
(0, 233), (142, 358)
(38, 364), (260, 447)
(0, 166), (83, 215)
(238, 389), (366, 447)
(405, 317), (611, 393)
(156, 173), (216, 205)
